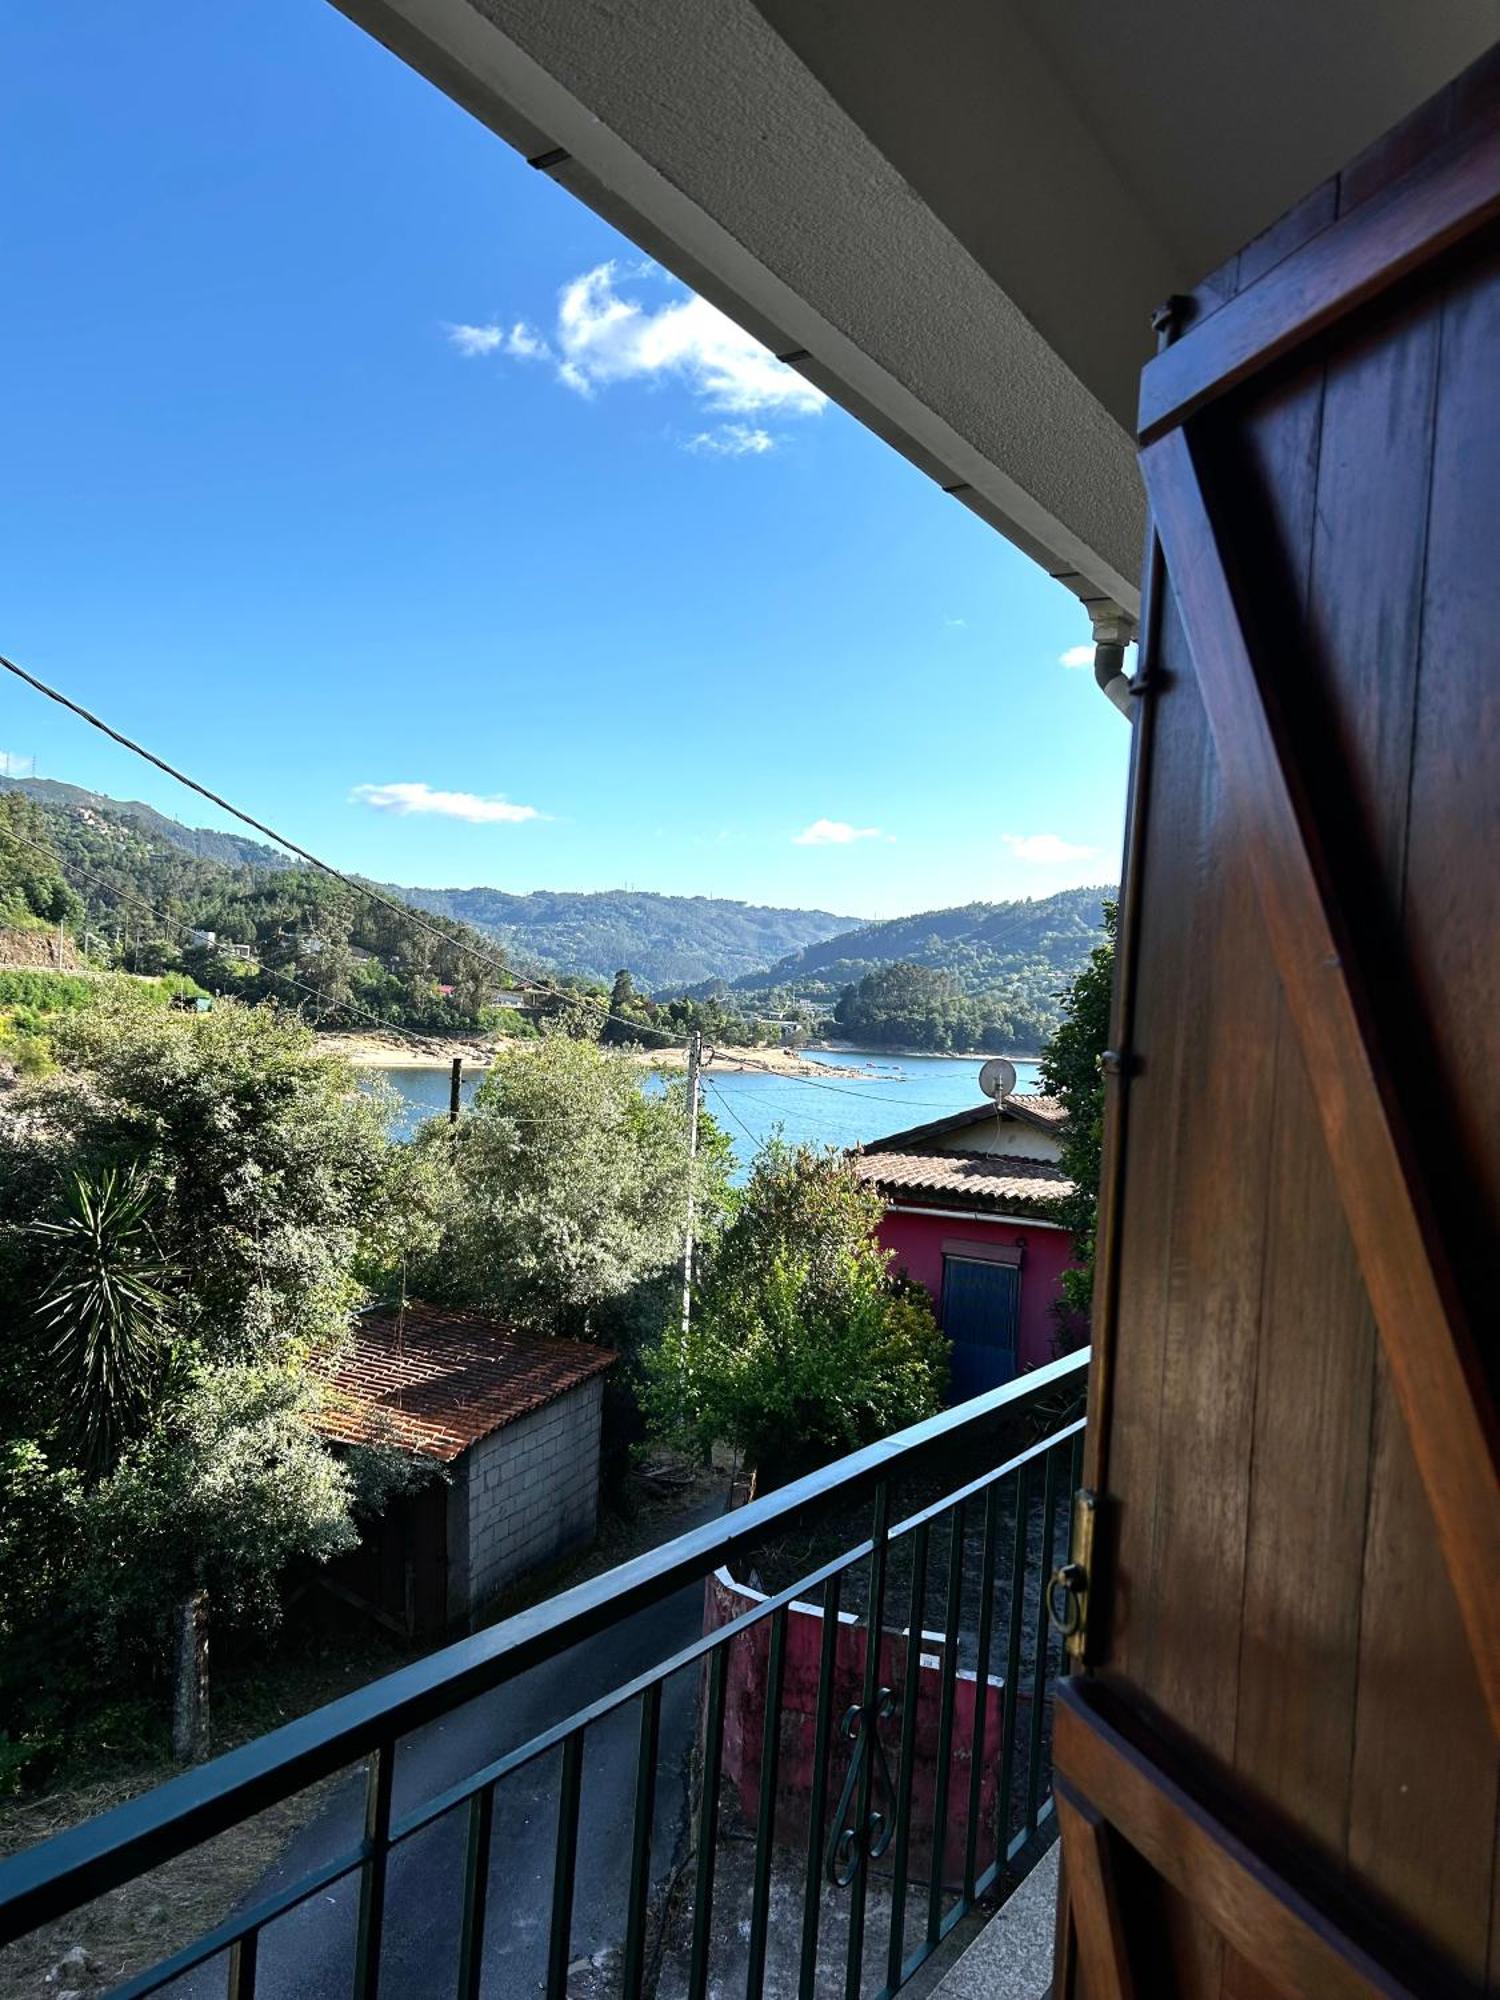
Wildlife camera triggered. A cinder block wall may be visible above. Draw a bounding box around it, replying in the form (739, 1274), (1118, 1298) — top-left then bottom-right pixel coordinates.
(461, 1377), (605, 1615)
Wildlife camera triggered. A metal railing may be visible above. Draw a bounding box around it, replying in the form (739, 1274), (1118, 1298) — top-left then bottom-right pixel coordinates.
(0, 1349), (1088, 1999)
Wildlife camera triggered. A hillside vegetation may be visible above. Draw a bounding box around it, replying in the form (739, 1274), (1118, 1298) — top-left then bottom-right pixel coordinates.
(395, 884), (860, 990)
(0, 780), (1112, 1050)
(710, 885), (1115, 1049)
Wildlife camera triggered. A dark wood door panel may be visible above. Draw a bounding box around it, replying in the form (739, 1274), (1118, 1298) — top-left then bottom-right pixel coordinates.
(1070, 84), (1500, 2000)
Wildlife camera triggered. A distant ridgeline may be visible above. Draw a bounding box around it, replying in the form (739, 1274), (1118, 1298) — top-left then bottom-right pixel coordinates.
(691, 885), (1116, 1051)
(393, 883), (861, 991)
(0, 779), (1112, 1049)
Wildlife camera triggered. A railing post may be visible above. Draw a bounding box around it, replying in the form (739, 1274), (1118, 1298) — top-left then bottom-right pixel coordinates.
(1026, 1445), (1065, 1835)
(885, 1519), (929, 1990)
(843, 1479), (892, 2000)
(545, 1732), (585, 2000)
(964, 1481), (1002, 1900)
(352, 1743), (393, 2000)
(798, 1572), (843, 1999)
(620, 1684), (662, 2000)
(926, 1503), (967, 1946)
(996, 1463), (1031, 1867)
(687, 1645), (729, 2000)
(746, 1605), (789, 1999)
(454, 1783), (493, 2000)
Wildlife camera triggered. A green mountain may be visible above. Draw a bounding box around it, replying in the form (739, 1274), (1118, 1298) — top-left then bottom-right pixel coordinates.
(704, 886), (1116, 1049)
(0, 775), (293, 872)
(0, 778), (1111, 1046)
(0, 778), (859, 992)
(396, 885), (861, 990)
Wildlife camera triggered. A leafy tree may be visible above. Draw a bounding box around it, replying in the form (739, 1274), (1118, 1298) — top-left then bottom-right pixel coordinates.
(645, 1141), (947, 1488)
(1039, 900), (1117, 1323)
(407, 1036), (734, 1346)
(0, 998), (405, 1768)
(73, 1365), (358, 1670)
(3, 997), (392, 1368)
(0, 792), (83, 930)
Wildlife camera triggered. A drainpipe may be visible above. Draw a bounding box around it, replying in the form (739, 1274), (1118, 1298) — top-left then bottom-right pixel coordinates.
(1088, 605), (1138, 717)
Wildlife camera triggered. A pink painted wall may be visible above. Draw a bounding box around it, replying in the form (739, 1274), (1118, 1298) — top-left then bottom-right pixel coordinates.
(706, 1571), (1029, 1890)
(877, 1210), (1074, 1375)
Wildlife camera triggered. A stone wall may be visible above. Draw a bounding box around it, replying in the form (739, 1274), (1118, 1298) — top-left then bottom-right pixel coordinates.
(459, 1376), (605, 1615)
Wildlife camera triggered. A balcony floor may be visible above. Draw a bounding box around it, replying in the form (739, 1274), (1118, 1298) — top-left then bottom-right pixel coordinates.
(925, 1843), (1057, 2000)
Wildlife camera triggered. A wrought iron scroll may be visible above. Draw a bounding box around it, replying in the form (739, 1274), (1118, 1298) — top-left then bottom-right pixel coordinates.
(826, 1688), (900, 1887)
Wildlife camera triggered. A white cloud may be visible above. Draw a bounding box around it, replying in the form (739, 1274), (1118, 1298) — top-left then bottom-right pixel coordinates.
(945, 617), (969, 630)
(1059, 644), (1095, 669)
(447, 321), (554, 363)
(685, 424), (776, 458)
(446, 323), (505, 357)
(794, 818), (884, 847)
(351, 782), (542, 825)
(1003, 832), (1094, 863)
(450, 262), (825, 450)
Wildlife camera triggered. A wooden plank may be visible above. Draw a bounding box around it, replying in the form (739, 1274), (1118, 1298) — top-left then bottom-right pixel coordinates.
(1137, 120), (1500, 440)
(1140, 423), (1500, 1736)
(1053, 1688), (1423, 2000)
(1348, 1375), (1499, 1983)
(1205, 349), (1349, 2000)
(1344, 230), (1500, 1980)
(1088, 611), (1236, 1999)
(1056, 1784), (1138, 2000)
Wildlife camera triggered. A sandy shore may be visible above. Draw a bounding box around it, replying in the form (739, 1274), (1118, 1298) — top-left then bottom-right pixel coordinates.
(317, 1030), (874, 1080)
(637, 1043), (874, 1079)
(318, 1031), (499, 1071)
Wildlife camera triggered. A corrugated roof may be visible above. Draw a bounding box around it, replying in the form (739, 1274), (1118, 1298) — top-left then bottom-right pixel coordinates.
(853, 1148), (1073, 1217)
(859, 1093), (1066, 1155)
(315, 1302), (615, 1463)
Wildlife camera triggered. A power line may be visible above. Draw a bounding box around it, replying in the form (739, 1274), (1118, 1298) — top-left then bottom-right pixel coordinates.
(0, 651), (685, 1047)
(0, 820), (448, 1055)
(704, 1078), (762, 1148)
(0, 653), (1028, 1097)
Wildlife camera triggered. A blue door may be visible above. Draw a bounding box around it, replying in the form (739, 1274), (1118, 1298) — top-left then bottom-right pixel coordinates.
(941, 1256), (1021, 1401)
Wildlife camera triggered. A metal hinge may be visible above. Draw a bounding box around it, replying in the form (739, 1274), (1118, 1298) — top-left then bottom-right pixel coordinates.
(1047, 1489), (1098, 1662)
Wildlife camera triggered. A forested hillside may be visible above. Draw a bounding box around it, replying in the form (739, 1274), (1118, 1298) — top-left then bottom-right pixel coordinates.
(397, 884), (859, 990)
(0, 789), (515, 1032)
(1, 778), (857, 994)
(711, 886), (1116, 1049)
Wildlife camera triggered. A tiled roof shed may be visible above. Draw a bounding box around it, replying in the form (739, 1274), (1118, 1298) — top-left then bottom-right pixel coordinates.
(316, 1303), (616, 1463)
(852, 1148), (1073, 1218)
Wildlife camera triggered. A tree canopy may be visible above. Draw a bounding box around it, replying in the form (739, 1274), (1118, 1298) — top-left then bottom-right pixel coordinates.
(833, 959), (1050, 1053)
(401, 1036), (733, 1349)
(1038, 899), (1117, 1323)
(645, 1140), (947, 1487)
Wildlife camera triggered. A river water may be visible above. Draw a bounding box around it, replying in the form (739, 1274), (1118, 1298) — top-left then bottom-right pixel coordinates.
(370, 1050), (1041, 1169)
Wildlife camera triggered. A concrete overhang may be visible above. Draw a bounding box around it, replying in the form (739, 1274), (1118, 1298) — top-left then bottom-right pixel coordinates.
(330, 0), (1500, 621)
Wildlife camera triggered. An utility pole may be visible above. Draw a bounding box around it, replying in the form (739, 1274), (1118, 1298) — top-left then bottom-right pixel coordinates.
(680, 1031), (703, 1334)
(448, 1055), (463, 1124)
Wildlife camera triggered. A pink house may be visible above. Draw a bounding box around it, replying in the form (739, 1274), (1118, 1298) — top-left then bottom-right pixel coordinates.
(853, 1095), (1075, 1399)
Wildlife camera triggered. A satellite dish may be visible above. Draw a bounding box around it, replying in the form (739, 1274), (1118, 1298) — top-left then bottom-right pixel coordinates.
(979, 1057), (1017, 1104)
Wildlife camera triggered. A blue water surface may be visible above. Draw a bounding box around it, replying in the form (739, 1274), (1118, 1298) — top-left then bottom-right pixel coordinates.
(370, 1049), (1040, 1169)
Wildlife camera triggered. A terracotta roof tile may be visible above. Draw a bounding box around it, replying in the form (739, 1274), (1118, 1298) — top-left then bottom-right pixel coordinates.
(315, 1303), (615, 1463)
(853, 1148), (1073, 1217)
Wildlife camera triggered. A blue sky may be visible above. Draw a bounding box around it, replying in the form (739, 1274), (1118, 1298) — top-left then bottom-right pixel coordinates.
(0, 2), (1129, 921)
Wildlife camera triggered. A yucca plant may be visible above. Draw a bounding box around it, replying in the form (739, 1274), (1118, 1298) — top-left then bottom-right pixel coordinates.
(31, 1166), (175, 1480)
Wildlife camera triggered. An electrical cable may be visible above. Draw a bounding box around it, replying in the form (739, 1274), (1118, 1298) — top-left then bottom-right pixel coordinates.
(703, 1078), (764, 1149)
(0, 651), (686, 1046)
(0, 652), (1032, 1104)
(0, 821), (458, 1055)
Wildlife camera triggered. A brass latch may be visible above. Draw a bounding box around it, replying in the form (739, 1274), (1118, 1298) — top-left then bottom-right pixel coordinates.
(1047, 1488), (1097, 1661)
